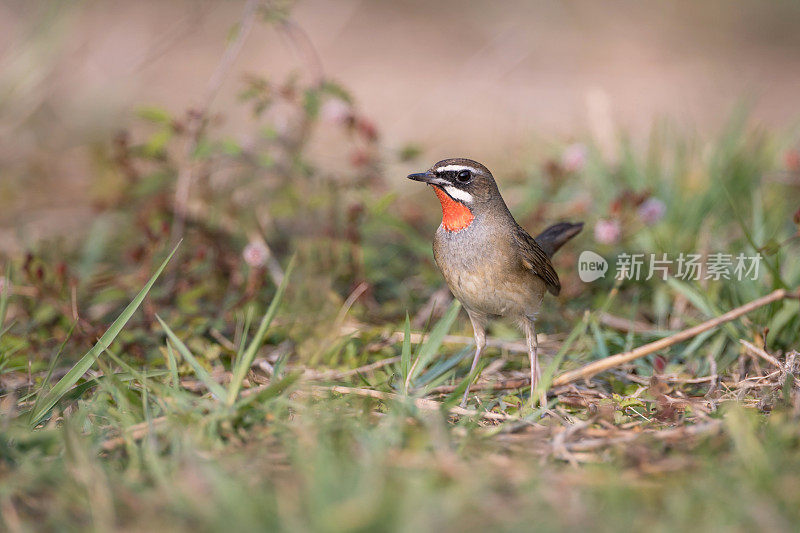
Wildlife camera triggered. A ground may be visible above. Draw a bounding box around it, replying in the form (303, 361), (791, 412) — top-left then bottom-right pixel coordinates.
(2, 2), (800, 532)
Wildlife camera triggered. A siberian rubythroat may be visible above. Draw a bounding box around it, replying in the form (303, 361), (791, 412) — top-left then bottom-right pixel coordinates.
(408, 158), (582, 407)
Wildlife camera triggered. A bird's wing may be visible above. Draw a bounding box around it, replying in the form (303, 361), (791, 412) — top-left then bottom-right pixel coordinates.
(512, 224), (562, 296)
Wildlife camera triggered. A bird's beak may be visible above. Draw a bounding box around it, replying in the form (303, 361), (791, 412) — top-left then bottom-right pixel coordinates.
(407, 172), (447, 186)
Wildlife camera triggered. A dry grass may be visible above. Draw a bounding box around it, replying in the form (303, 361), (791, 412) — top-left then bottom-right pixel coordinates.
(2, 2), (800, 531)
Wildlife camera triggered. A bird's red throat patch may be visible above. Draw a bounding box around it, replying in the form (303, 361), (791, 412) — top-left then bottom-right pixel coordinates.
(433, 186), (474, 232)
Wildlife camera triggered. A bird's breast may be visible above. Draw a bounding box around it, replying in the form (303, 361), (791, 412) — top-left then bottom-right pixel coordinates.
(432, 221), (545, 320)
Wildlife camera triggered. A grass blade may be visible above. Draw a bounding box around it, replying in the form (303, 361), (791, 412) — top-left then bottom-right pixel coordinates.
(156, 315), (228, 401)
(29, 242), (180, 426)
(440, 359), (487, 410)
(27, 321), (77, 408)
(400, 313), (411, 394)
(165, 341), (179, 390)
(533, 311), (591, 408)
(226, 256), (294, 405)
(235, 370), (302, 410)
(666, 278), (740, 339)
(404, 300), (461, 392)
(232, 305), (255, 373)
(414, 347), (471, 390)
(0, 263), (10, 337)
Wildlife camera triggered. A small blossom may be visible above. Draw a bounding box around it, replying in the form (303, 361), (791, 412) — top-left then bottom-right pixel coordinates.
(320, 98), (351, 125)
(355, 117), (378, 141)
(785, 149), (800, 172)
(242, 241), (269, 268)
(349, 148), (371, 168)
(594, 219), (621, 244)
(561, 143), (588, 173)
(637, 197), (666, 225)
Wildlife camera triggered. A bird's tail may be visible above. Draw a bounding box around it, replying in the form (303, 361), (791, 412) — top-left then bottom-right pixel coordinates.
(535, 222), (583, 258)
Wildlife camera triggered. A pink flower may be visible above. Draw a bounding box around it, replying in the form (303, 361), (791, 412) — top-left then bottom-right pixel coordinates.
(242, 241), (269, 268)
(594, 219), (621, 244)
(320, 98), (351, 125)
(785, 149), (800, 172)
(638, 197), (666, 225)
(561, 143), (588, 173)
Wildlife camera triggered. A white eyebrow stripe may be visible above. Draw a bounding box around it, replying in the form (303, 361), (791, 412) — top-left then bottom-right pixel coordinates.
(443, 185), (474, 203)
(435, 164), (478, 173)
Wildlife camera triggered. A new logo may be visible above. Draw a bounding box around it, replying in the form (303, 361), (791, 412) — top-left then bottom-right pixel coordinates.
(578, 250), (608, 282)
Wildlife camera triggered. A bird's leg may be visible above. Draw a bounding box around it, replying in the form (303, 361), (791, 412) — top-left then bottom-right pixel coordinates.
(461, 313), (487, 408)
(524, 318), (546, 408)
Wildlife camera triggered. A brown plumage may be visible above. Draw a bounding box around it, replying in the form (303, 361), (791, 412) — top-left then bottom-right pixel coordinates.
(408, 158), (582, 407)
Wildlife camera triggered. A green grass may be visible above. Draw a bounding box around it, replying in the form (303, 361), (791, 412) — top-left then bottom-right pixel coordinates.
(2, 34), (800, 529)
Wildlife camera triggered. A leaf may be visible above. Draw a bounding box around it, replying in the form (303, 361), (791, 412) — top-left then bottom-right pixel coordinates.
(0, 263), (10, 335)
(767, 300), (799, 346)
(157, 315), (227, 401)
(220, 138), (243, 156)
(404, 301), (461, 392)
(192, 139), (214, 160)
(57, 371), (169, 406)
(165, 342), (179, 390)
(235, 371), (302, 410)
(142, 128), (173, 158)
(400, 314), (411, 394)
(618, 397), (646, 409)
(414, 348), (471, 390)
(666, 278), (739, 340)
(28, 243), (180, 426)
(533, 312), (591, 407)
(136, 105), (172, 124)
(666, 277), (714, 316)
(319, 80), (353, 103)
(590, 319), (609, 359)
(303, 89), (321, 119)
(28, 321), (76, 412)
(440, 357), (486, 410)
(226, 257), (294, 405)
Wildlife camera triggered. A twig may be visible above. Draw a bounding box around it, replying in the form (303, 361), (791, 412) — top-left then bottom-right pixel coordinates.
(428, 371), (719, 395)
(100, 416), (168, 452)
(340, 324), (557, 354)
(335, 282), (369, 327)
(563, 420), (722, 452)
(739, 339), (782, 369)
(411, 287), (452, 328)
(599, 312), (663, 334)
(552, 288), (794, 387)
(247, 231), (285, 287)
(276, 18), (324, 86)
(209, 328), (237, 352)
(550, 414), (595, 465)
(430, 377), (532, 394)
(407, 333), (531, 353)
(304, 356), (400, 380)
(705, 350), (719, 398)
(171, 0), (261, 243)
(310, 385), (522, 422)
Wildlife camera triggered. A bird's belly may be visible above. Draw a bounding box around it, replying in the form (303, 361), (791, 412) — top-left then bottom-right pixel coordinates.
(433, 226), (545, 319)
(451, 270), (535, 316)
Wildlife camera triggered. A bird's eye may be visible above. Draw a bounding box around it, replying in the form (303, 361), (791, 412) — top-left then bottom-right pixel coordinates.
(456, 170), (472, 183)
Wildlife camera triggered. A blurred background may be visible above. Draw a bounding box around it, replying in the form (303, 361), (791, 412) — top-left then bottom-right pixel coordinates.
(3, 0), (800, 253)
(4, 3), (800, 530)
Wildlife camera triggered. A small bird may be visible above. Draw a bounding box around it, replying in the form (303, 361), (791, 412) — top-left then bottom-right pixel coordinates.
(408, 158), (582, 407)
